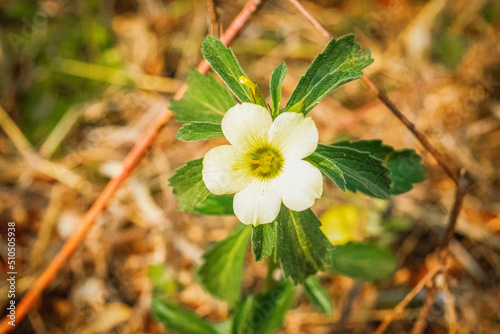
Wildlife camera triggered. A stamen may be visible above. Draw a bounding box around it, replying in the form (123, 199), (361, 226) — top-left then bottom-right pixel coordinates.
(248, 146), (283, 179)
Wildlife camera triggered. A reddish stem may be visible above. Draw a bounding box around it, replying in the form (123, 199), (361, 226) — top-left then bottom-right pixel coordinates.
(0, 1), (261, 332)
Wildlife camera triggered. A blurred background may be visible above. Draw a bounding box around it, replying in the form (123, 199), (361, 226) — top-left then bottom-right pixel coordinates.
(0, 0), (499, 332)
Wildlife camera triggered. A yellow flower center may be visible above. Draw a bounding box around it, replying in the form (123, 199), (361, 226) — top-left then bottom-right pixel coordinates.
(248, 146), (284, 179)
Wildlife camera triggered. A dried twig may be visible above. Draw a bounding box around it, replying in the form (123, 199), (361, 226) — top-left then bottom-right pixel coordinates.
(438, 169), (468, 254)
(0, 105), (32, 153)
(52, 57), (182, 93)
(0, 1), (262, 332)
(0, 106), (90, 192)
(361, 77), (460, 186)
(411, 285), (438, 334)
(408, 170), (468, 333)
(288, 0), (330, 39)
(374, 171), (467, 333)
(208, 0), (222, 38)
(373, 264), (443, 334)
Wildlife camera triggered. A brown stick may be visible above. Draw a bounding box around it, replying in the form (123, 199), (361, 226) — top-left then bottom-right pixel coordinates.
(439, 169), (468, 254)
(374, 171), (467, 333)
(208, 0), (221, 38)
(361, 77), (459, 185)
(411, 285), (438, 334)
(0, 1), (262, 332)
(373, 264), (443, 334)
(410, 170), (467, 333)
(288, 0), (330, 39)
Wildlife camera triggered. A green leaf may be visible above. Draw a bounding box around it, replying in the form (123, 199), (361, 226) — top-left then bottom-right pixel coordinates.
(176, 122), (224, 142)
(201, 35), (251, 103)
(286, 34), (373, 114)
(312, 144), (391, 199)
(194, 195), (234, 215)
(198, 225), (251, 305)
(305, 153), (346, 191)
(481, 1), (500, 24)
(386, 150), (427, 194)
(382, 216), (413, 232)
(251, 223), (276, 262)
(213, 320), (232, 334)
(231, 281), (295, 334)
(333, 139), (392, 160)
(169, 158), (210, 212)
(231, 296), (256, 334)
(151, 298), (219, 334)
(148, 265), (177, 296)
(303, 276), (333, 316)
(285, 99), (304, 114)
(170, 70), (236, 124)
(432, 31), (467, 69)
(276, 207), (331, 283)
(269, 61), (287, 117)
(333, 140), (426, 194)
(326, 242), (397, 281)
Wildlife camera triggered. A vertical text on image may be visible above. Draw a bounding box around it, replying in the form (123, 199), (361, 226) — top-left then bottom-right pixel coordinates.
(6, 222), (16, 327)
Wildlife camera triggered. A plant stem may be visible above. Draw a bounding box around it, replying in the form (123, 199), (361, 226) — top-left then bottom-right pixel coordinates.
(265, 252), (276, 293)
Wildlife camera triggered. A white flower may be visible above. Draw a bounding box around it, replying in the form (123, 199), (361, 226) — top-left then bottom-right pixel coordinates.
(202, 102), (323, 226)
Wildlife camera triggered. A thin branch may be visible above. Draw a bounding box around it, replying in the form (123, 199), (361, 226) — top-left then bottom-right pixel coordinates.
(208, 0), (222, 38)
(373, 263), (443, 334)
(361, 77), (459, 185)
(408, 170), (467, 333)
(0, 105), (32, 153)
(288, 0), (330, 39)
(0, 1), (262, 332)
(52, 57), (182, 93)
(411, 285), (438, 334)
(374, 171), (467, 333)
(0, 106), (90, 192)
(438, 169), (468, 254)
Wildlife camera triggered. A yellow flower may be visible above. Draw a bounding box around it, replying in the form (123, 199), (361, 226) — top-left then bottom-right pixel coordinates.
(320, 205), (360, 245)
(202, 103), (323, 225)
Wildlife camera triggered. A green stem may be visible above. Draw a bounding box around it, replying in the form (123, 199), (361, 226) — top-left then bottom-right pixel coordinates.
(265, 251), (276, 293)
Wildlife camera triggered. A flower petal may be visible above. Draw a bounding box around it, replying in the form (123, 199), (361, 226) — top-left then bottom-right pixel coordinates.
(221, 102), (273, 152)
(233, 179), (282, 226)
(268, 112), (318, 159)
(279, 159), (323, 211)
(202, 145), (251, 195)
